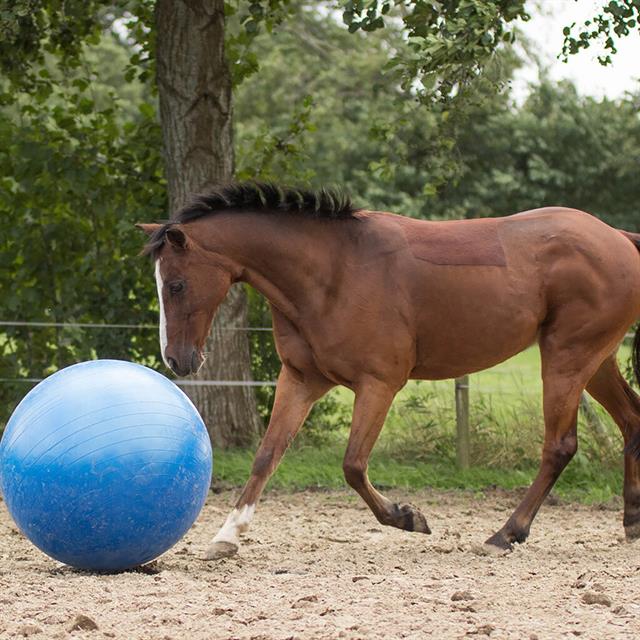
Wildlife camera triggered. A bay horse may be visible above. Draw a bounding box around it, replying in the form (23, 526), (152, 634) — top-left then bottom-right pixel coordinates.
(138, 182), (640, 559)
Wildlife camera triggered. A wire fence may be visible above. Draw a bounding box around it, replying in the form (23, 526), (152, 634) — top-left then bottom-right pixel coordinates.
(2, 320), (636, 468)
(0, 320), (272, 331)
(0, 320), (277, 387)
(1, 320), (635, 390)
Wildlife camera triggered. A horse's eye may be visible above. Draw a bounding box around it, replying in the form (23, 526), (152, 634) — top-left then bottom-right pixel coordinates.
(168, 280), (185, 295)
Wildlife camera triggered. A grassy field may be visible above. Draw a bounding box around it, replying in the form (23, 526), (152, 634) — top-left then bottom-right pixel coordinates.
(215, 345), (632, 505)
(214, 445), (624, 503)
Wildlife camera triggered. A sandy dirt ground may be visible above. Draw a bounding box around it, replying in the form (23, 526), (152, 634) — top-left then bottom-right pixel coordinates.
(1, 488), (639, 640)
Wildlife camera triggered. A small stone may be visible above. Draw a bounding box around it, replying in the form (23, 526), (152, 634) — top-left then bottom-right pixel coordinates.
(467, 624), (494, 636)
(451, 590), (474, 601)
(16, 624), (42, 637)
(68, 614), (98, 632)
(581, 592), (612, 607)
(292, 594), (318, 608)
(455, 605), (476, 613)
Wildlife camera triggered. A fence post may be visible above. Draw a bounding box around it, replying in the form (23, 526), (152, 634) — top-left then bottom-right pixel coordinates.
(455, 375), (470, 469)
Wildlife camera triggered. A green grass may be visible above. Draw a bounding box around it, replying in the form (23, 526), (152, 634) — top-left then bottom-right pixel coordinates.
(214, 443), (624, 505)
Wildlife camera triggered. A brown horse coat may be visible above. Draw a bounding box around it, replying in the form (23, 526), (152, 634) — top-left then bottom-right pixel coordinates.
(139, 183), (640, 558)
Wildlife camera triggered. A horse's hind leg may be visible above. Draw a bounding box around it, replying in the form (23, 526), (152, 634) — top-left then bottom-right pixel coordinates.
(586, 355), (640, 541)
(485, 374), (582, 550)
(342, 377), (431, 534)
(485, 330), (616, 552)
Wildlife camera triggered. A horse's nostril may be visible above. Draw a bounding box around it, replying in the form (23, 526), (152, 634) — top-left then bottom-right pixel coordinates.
(167, 357), (178, 373)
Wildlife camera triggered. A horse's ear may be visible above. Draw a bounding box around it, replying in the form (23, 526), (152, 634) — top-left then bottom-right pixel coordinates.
(135, 223), (161, 236)
(165, 226), (188, 250)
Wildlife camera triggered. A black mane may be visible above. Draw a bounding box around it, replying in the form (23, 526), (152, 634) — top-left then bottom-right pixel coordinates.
(142, 182), (359, 258)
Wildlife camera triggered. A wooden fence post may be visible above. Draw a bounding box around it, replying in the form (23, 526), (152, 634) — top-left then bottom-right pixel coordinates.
(455, 375), (470, 469)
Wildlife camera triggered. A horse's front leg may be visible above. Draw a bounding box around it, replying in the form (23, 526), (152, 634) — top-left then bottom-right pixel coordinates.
(204, 367), (333, 560)
(343, 377), (431, 534)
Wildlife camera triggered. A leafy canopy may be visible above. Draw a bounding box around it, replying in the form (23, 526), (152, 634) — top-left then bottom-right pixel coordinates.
(340, 0), (528, 100)
(562, 0), (640, 65)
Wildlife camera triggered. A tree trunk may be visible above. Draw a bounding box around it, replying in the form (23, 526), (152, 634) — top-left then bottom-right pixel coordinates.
(155, 0), (263, 448)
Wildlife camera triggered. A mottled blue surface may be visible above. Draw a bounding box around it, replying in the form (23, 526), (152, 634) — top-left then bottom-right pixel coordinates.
(0, 360), (212, 571)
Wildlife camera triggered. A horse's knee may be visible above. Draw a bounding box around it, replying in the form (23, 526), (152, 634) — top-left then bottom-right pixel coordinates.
(251, 447), (275, 477)
(343, 458), (365, 488)
(545, 433), (577, 469)
(625, 429), (640, 459)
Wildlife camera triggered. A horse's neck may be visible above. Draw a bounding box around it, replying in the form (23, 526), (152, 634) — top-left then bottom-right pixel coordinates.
(195, 213), (345, 321)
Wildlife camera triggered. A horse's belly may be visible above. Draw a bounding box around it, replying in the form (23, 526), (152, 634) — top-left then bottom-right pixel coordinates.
(409, 265), (544, 380)
(411, 329), (537, 380)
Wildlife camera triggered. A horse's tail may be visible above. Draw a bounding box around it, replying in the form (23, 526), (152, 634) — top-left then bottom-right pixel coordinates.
(620, 230), (640, 459)
(625, 325), (640, 460)
(620, 230), (640, 249)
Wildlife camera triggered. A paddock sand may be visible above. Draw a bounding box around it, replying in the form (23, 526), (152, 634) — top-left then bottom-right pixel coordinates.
(1, 488), (639, 640)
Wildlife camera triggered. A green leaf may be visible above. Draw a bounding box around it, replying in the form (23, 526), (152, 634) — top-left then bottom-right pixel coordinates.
(78, 97), (93, 114)
(138, 102), (155, 119)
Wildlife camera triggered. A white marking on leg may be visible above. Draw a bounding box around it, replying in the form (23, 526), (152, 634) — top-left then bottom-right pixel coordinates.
(211, 504), (256, 547)
(154, 260), (170, 368)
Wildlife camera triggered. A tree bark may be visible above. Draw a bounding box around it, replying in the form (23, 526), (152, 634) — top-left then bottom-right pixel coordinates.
(155, 0), (263, 448)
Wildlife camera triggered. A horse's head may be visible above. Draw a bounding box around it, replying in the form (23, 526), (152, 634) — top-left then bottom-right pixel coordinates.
(138, 223), (234, 377)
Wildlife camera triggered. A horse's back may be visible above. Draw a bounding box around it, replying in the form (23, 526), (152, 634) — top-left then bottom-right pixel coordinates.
(361, 207), (640, 379)
(368, 206), (639, 277)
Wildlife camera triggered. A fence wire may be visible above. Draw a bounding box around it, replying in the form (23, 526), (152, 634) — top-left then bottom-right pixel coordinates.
(0, 320), (276, 387)
(0, 320), (271, 331)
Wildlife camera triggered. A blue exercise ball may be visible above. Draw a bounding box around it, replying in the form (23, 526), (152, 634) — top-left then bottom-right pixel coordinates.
(0, 360), (212, 571)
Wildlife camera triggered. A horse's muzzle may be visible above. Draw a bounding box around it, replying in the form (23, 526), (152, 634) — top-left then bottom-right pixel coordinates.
(166, 349), (204, 377)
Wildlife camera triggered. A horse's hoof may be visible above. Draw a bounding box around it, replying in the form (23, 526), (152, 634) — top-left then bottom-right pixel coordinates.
(409, 507), (431, 534)
(624, 522), (640, 542)
(484, 531), (513, 553)
(203, 540), (238, 560)
(481, 542), (512, 557)
(394, 504), (431, 534)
